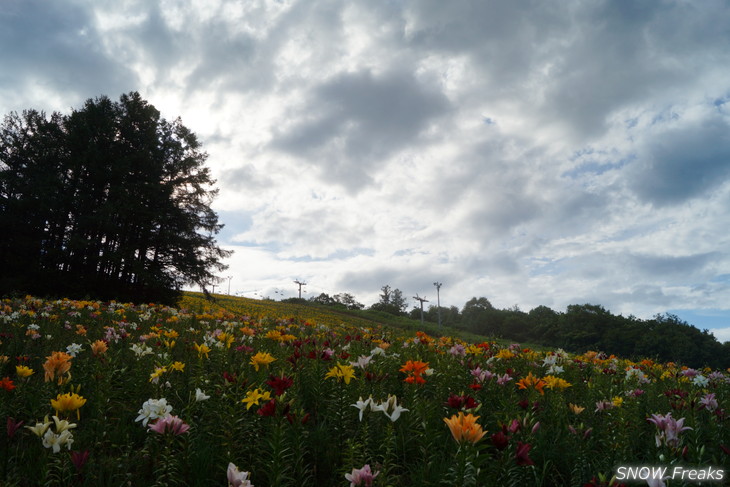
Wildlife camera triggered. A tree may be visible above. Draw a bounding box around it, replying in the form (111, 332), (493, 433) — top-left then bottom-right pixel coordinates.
(391, 288), (408, 314)
(0, 92), (231, 303)
(333, 292), (364, 310)
(461, 297), (497, 334)
(370, 284), (407, 316)
(310, 293), (336, 306)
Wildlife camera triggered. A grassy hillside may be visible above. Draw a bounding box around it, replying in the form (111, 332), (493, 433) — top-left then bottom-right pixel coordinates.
(181, 291), (546, 350)
(2, 294), (727, 486)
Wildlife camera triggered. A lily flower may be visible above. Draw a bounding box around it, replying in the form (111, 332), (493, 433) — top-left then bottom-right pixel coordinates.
(90, 339), (108, 356)
(399, 359), (431, 384)
(194, 342), (211, 359)
(27, 416), (77, 453)
(0, 377), (16, 391)
(351, 396), (374, 421)
(42, 429), (74, 453)
(241, 388), (272, 410)
(256, 399), (277, 417)
(515, 441), (534, 466)
(195, 388), (210, 402)
(470, 366), (493, 383)
(345, 464), (379, 487)
(350, 355), (372, 369)
(7, 417), (24, 439)
(265, 374), (293, 396)
(444, 412), (487, 444)
(496, 373), (513, 385)
(700, 393), (718, 411)
(249, 352), (276, 371)
(227, 462), (253, 487)
(491, 429), (510, 450)
(15, 365), (34, 378)
(43, 351), (72, 383)
(26, 416), (53, 438)
(542, 375), (571, 391)
(568, 403), (585, 415)
(135, 398), (173, 427)
(65, 343), (84, 357)
(325, 363), (356, 384)
(373, 394), (409, 422)
(647, 412), (692, 448)
(70, 450), (90, 472)
(516, 373), (546, 395)
(51, 392), (87, 420)
(149, 415), (190, 435)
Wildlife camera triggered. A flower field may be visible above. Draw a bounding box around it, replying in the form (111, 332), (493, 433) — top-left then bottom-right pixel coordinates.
(0, 294), (728, 486)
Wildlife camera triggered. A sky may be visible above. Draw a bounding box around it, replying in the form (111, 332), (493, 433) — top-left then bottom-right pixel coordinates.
(3, 0), (730, 343)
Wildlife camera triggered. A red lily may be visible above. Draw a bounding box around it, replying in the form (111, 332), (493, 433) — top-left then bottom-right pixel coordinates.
(515, 441), (534, 466)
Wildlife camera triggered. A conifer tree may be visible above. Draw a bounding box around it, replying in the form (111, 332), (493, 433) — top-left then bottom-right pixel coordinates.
(0, 92), (230, 303)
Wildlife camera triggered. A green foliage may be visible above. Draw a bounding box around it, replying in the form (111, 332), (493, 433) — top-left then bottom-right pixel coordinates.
(0, 93), (230, 304)
(370, 285), (409, 316)
(1, 294), (728, 486)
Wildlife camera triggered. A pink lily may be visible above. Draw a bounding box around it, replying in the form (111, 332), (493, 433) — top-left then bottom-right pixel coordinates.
(148, 415), (190, 436)
(345, 464), (380, 487)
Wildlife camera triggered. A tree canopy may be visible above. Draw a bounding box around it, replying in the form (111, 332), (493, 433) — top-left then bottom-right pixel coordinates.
(0, 92), (230, 303)
(369, 284), (408, 316)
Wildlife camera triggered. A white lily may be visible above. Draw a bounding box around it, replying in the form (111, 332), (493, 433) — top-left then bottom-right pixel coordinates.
(195, 388), (210, 402)
(351, 396), (374, 421)
(373, 395), (409, 422)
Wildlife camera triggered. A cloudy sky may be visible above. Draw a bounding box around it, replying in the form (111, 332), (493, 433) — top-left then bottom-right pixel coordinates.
(3, 0), (730, 342)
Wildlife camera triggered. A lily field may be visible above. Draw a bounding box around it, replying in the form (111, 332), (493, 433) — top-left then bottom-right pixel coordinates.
(0, 293), (728, 486)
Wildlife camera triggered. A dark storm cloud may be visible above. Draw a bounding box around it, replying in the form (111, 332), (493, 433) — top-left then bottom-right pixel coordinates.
(0, 0), (136, 108)
(273, 69), (451, 190)
(630, 115), (730, 206)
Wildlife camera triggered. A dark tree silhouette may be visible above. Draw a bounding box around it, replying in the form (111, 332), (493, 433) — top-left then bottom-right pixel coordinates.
(0, 92), (231, 303)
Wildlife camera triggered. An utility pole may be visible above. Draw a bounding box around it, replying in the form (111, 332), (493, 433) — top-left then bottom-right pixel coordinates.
(413, 294), (429, 325)
(227, 276), (232, 295)
(293, 280), (307, 299)
(433, 282), (442, 326)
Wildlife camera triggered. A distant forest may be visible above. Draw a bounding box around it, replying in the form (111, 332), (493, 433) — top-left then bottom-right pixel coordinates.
(306, 291), (730, 369)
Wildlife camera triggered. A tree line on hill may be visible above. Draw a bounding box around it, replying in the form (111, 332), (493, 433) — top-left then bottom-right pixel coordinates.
(0, 93), (230, 304)
(303, 288), (730, 369)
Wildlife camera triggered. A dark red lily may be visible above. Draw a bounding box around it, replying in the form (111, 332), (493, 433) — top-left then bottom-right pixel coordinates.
(266, 374), (293, 396)
(515, 441), (534, 466)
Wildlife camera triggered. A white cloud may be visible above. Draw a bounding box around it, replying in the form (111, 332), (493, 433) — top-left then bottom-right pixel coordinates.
(3, 0), (730, 337)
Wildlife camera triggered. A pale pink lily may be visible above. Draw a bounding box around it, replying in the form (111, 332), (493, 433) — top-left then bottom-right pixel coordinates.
(148, 415), (190, 436)
(647, 412), (692, 448)
(227, 462), (253, 487)
(496, 373), (512, 385)
(700, 393), (718, 411)
(470, 366), (493, 383)
(345, 464), (379, 487)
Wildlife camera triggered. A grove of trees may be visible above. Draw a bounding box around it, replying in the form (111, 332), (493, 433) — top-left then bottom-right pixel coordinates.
(0, 92), (230, 303)
(308, 287), (730, 369)
(436, 299), (730, 369)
